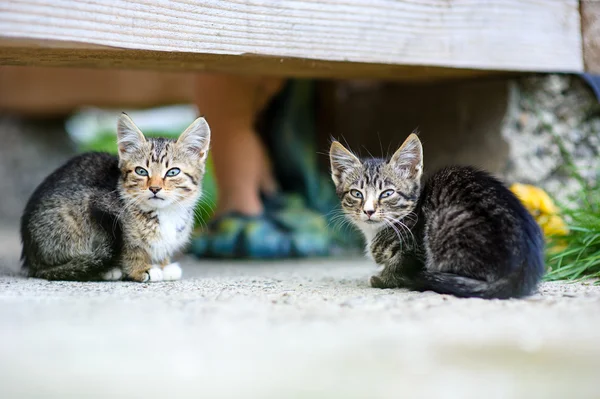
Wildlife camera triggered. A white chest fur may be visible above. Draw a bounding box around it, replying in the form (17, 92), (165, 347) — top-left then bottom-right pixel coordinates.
(148, 207), (193, 263)
(359, 224), (383, 261)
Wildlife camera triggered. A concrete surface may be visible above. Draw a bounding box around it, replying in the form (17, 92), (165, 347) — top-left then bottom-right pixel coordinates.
(1, 227), (600, 399)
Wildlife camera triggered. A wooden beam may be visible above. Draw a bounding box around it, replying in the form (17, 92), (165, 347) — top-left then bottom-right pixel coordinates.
(0, 39), (506, 82)
(0, 0), (583, 79)
(581, 0), (600, 73)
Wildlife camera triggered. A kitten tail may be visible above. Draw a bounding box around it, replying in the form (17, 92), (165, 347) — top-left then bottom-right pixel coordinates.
(28, 251), (114, 281)
(402, 263), (543, 299)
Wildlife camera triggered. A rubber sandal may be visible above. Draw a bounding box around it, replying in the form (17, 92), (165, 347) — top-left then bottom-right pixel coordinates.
(189, 212), (293, 259)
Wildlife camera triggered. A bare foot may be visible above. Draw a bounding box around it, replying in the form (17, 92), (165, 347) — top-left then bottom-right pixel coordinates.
(194, 74), (284, 218)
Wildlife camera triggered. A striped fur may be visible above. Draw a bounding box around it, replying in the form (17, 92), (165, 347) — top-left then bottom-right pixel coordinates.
(330, 134), (545, 299)
(21, 113), (210, 282)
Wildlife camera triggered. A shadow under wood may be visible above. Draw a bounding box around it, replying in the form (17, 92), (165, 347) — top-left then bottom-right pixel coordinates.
(316, 78), (511, 177)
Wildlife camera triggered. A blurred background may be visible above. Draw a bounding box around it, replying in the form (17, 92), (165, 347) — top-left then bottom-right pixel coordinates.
(2, 2), (600, 398)
(1, 0), (599, 264)
(0, 66), (599, 264)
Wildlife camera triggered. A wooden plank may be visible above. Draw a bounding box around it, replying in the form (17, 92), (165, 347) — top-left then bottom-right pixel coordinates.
(0, 0), (583, 77)
(0, 38), (507, 82)
(581, 0), (600, 73)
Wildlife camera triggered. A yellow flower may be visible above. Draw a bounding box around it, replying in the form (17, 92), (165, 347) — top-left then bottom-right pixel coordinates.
(510, 183), (568, 238)
(539, 214), (569, 237)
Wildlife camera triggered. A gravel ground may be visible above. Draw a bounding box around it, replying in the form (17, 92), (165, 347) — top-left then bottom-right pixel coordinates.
(1, 227), (599, 399)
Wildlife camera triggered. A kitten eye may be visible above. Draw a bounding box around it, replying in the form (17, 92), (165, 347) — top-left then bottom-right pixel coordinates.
(135, 167), (148, 176)
(165, 168), (181, 177)
(380, 189), (395, 199)
(350, 189), (363, 199)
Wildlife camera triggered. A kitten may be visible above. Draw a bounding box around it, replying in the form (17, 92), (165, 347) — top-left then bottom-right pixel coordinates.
(20, 113), (210, 282)
(329, 134), (545, 299)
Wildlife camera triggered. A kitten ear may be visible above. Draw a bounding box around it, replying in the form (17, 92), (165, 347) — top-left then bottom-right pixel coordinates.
(177, 117), (211, 161)
(117, 113), (146, 155)
(330, 141), (361, 186)
(390, 133), (423, 179)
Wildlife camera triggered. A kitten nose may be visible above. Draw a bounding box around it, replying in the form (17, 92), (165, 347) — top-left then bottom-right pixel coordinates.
(149, 186), (162, 194)
(364, 209), (375, 217)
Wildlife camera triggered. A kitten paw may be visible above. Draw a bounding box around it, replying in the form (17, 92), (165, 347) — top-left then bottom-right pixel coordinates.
(102, 268), (123, 281)
(162, 262), (182, 281)
(143, 267), (164, 282)
(163, 262), (183, 281)
(370, 275), (386, 289)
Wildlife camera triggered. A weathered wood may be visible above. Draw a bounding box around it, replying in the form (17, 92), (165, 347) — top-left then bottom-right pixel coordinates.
(0, 0), (583, 78)
(0, 39), (505, 82)
(581, 0), (600, 73)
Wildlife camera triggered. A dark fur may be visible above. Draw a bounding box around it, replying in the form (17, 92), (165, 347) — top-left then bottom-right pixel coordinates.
(21, 153), (123, 280)
(371, 166), (545, 299)
(330, 136), (545, 299)
(21, 114), (210, 282)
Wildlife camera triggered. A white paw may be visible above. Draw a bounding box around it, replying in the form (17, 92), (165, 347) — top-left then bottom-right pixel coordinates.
(102, 268), (123, 281)
(145, 267), (164, 282)
(162, 262), (182, 281)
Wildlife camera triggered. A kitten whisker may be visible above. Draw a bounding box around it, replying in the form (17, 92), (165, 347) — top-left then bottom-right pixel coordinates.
(397, 220), (416, 248)
(383, 217), (405, 249)
(327, 212), (355, 234)
(22, 114), (211, 282)
(386, 215), (416, 247)
(328, 134), (544, 299)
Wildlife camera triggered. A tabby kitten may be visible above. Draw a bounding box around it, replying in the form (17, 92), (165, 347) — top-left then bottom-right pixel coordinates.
(21, 113), (210, 282)
(330, 134), (545, 299)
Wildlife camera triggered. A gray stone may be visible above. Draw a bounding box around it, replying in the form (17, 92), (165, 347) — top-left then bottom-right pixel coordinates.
(0, 115), (75, 224)
(501, 75), (600, 203)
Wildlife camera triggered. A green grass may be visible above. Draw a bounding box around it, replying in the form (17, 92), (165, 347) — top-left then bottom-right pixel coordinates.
(533, 112), (600, 283)
(545, 184), (600, 283)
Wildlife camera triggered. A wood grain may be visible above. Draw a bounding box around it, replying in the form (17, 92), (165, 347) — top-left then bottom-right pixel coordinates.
(581, 0), (600, 73)
(0, 0), (584, 76)
(0, 39), (508, 82)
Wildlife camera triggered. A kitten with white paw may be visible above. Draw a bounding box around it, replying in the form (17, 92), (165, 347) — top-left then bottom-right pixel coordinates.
(162, 262), (183, 281)
(21, 113), (210, 282)
(329, 134), (545, 299)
